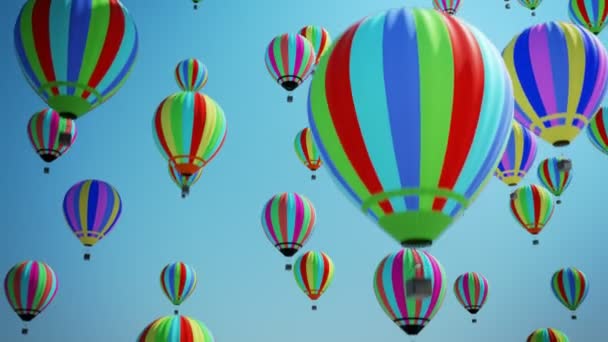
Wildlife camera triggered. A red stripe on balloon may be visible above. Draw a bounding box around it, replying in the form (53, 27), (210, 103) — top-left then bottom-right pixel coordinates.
(189, 94), (206, 166)
(154, 98), (172, 159)
(191, 60), (199, 89)
(595, 109), (608, 145)
(32, 0), (58, 95)
(316, 254), (331, 300)
(299, 253), (312, 297)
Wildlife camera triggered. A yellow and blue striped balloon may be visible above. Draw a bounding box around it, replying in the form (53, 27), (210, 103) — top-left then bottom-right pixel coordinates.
(495, 121), (538, 186)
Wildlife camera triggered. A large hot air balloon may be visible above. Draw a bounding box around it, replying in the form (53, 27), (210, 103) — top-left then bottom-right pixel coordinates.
(373, 249), (447, 336)
(175, 58), (208, 92)
(160, 262), (198, 314)
(307, 7), (514, 248)
(4, 261), (58, 335)
(153, 92), (227, 178)
(537, 157), (572, 204)
(433, 0), (462, 14)
(569, 0), (608, 35)
(63, 179), (122, 260)
(503, 22), (608, 147)
(495, 121), (538, 186)
(453, 272), (489, 323)
(293, 251), (334, 310)
(551, 267), (589, 320)
(27, 108), (77, 174)
(510, 184), (555, 245)
(516, 0), (543, 15)
(294, 128), (322, 180)
(298, 26), (332, 68)
(265, 33), (315, 102)
(169, 163), (203, 198)
(527, 328), (570, 342)
(260, 192), (316, 270)
(586, 106), (608, 155)
(138, 315), (214, 342)
(14, 0), (139, 127)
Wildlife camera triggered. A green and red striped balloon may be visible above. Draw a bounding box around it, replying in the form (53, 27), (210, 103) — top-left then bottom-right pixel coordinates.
(293, 251), (334, 310)
(551, 267), (589, 320)
(138, 315), (214, 342)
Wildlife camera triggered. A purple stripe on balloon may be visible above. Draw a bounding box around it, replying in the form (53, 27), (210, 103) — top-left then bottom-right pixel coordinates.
(64, 186), (80, 233)
(583, 43), (608, 116)
(26, 264), (38, 310)
(529, 27), (557, 114)
(92, 185), (109, 233)
(292, 196), (304, 242)
(547, 24), (569, 113)
(294, 38), (304, 77)
(462, 275), (472, 306)
(383, 8), (421, 211)
(392, 252), (408, 319)
(264, 203), (279, 245)
(267, 45), (280, 80)
(67, 0), (91, 95)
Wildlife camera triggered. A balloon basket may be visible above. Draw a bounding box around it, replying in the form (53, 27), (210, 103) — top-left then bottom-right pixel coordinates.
(531, 12), (536, 16)
(181, 193), (186, 198)
(556, 199), (561, 204)
(44, 167), (50, 174)
(311, 174), (316, 180)
(505, 3), (510, 9)
(194, 4), (197, 9)
(21, 328), (28, 335)
(572, 315), (577, 320)
(287, 95), (293, 103)
(174, 310), (179, 315)
(472, 318), (477, 323)
(285, 264), (292, 271)
(312, 305), (317, 311)
(84, 253), (91, 261)
(532, 240), (539, 246)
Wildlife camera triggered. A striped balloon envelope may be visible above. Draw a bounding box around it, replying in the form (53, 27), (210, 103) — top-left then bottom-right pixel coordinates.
(4, 261), (58, 335)
(509, 184), (555, 245)
(517, 0), (543, 15)
(293, 251), (334, 310)
(537, 157), (573, 204)
(62, 179), (122, 260)
(299, 26), (332, 65)
(26, 108), (77, 174)
(432, 0), (462, 15)
(453, 272), (489, 323)
(527, 328), (570, 342)
(551, 267), (589, 320)
(160, 262), (198, 311)
(153, 92), (227, 177)
(14, 0), (139, 119)
(264, 33), (315, 102)
(138, 315), (214, 342)
(168, 163), (203, 198)
(175, 58), (208, 92)
(569, 0), (608, 35)
(373, 249), (447, 336)
(307, 7), (514, 248)
(495, 121), (538, 187)
(503, 22), (608, 146)
(586, 106), (608, 155)
(294, 127), (322, 180)
(260, 192), (316, 270)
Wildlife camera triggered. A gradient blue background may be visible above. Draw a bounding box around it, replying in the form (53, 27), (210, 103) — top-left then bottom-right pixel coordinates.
(0, 0), (605, 340)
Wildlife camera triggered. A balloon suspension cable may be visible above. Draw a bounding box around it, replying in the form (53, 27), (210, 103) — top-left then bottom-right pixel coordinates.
(287, 95), (293, 103)
(312, 304), (317, 311)
(44, 167), (50, 174)
(532, 239), (539, 246)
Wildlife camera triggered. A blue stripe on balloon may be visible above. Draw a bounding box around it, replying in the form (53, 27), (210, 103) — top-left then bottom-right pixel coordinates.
(513, 29), (546, 118)
(577, 29), (599, 115)
(87, 181), (99, 232)
(286, 193), (296, 241)
(14, 8), (42, 91)
(167, 265), (176, 300)
(547, 24), (569, 114)
(67, 0), (90, 96)
(566, 269), (576, 306)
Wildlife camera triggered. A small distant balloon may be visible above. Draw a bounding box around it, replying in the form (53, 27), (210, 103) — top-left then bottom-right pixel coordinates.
(294, 128), (322, 180)
(537, 157), (572, 204)
(298, 26), (332, 66)
(495, 121), (538, 187)
(27, 109), (77, 174)
(586, 107), (608, 155)
(509, 184), (555, 245)
(160, 262), (198, 313)
(569, 0), (608, 35)
(175, 58), (208, 92)
(516, 0), (543, 15)
(432, 0), (462, 15)
(293, 251), (334, 310)
(453, 272), (489, 323)
(551, 267), (588, 320)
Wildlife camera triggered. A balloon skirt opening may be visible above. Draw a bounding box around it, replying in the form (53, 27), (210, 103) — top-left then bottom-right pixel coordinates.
(400, 325), (424, 336)
(281, 81), (298, 91)
(279, 247), (299, 257)
(48, 95), (93, 119)
(378, 211), (453, 247)
(40, 153), (58, 162)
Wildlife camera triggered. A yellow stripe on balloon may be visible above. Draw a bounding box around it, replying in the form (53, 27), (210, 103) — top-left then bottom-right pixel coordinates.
(78, 181), (91, 239)
(196, 98), (218, 161)
(562, 22), (585, 120)
(160, 98), (177, 159)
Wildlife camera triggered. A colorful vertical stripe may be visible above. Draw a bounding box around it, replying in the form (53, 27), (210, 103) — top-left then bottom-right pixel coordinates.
(551, 267), (589, 312)
(569, 0), (608, 34)
(307, 8), (514, 246)
(174, 58), (208, 92)
(373, 249), (447, 336)
(260, 193), (316, 257)
(138, 315), (214, 342)
(586, 106), (608, 154)
(160, 262), (198, 306)
(502, 22), (608, 146)
(432, 0), (462, 14)
(14, 0), (139, 118)
(298, 26), (332, 65)
(453, 272), (489, 314)
(510, 184), (555, 235)
(62, 179), (122, 247)
(495, 121), (537, 186)
(527, 328), (570, 342)
(265, 33), (315, 90)
(537, 157), (572, 197)
(27, 108), (77, 162)
(294, 128), (322, 171)
(4, 261), (58, 322)
(153, 92), (227, 177)
(293, 251), (334, 300)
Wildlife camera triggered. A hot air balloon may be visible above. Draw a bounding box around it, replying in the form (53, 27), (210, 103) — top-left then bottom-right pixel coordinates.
(503, 22), (608, 147)
(265, 33), (315, 102)
(298, 26), (332, 69)
(307, 7), (514, 248)
(175, 58), (208, 92)
(169, 163), (203, 198)
(516, 0), (543, 15)
(569, 0), (608, 35)
(294, 128), (322, 180)
(153, 92), (227, 178)
(261, 192), (316, 270)
(4, 261), (58, 335)
(192, 0), (201, 9)
(138, 315), (214, 342)
(433, 0), (462, 14)
(551, 267), (589, 320)
(14, 0), (139, 136)
(160, 262), (198, 315)
(586, 106), (608, 155)
(495, 121), (538, 186)
(293, 251), (334, 310)
(453, 272), (489, 323)
(527, 328), (570, 342)
(27, 109), (77, 174)
(510, 184), (555, 245)
(63, 179), (122, 260)
(373, 249), (447, 336)
(537, 157), (572, 204)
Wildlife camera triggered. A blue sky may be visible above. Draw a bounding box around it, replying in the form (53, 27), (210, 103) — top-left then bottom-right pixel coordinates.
(0, 0), (605, 341)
